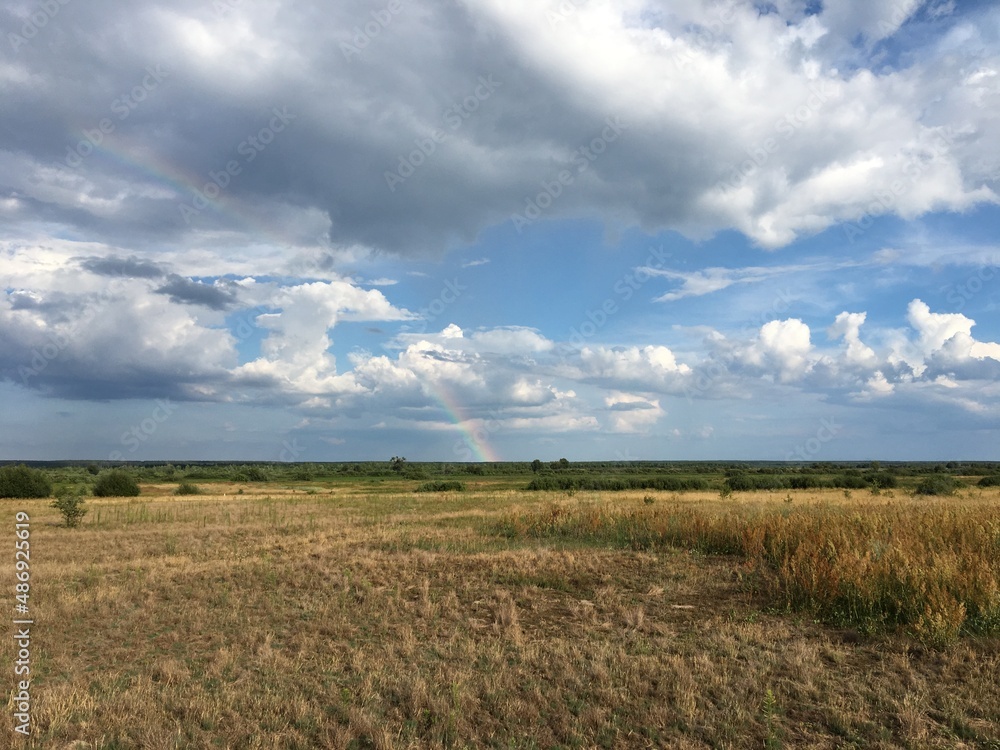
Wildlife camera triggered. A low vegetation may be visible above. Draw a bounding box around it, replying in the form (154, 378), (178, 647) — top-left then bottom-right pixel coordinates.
(3, 482), (998, 747)
(415, 480), (465, 492)
(500, 496), (1000, 647)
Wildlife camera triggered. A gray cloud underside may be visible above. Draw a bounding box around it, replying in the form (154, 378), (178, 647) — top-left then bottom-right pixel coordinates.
(1, 0), (997, 256)
(154, 275), (239, 310)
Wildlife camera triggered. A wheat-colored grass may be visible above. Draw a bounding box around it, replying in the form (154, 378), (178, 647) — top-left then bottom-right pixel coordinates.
(2, 487), (998, 748)
(502, 490), (1000, 646)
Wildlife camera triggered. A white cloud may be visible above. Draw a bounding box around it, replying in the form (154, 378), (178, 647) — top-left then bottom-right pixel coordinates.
(577, 345), (691, 391)
(735, 319), (814, 382)
(234, 280), (413, 395)
(604, 391), (664, 433)
(828, 311), (878, 368)
(854, 370), (895, 401)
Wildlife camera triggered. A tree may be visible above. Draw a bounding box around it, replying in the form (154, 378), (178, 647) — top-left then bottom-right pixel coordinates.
(0, 464), (52, 498)
(51, 495), (87, 528)
(93, 469), (140, 497)
(390, 456), (407, 472)
(531, 459), (543, 473)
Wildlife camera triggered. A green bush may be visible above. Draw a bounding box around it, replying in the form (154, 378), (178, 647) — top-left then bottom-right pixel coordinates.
(415, 481), (466, 493)
(93, 469), (141, 497)
(978, 475), (1000, 488)
(51, 495), (87, 527)
(863, 470), (898, 489)
(724, 474), (788, 492)
(915, 476), (958, 496)
(235, 465), (269, 482)
(174, 482), (200, 496)
(0, 464), (52, 498)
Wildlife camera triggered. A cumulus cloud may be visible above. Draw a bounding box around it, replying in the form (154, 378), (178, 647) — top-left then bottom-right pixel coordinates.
(732, 319), (815, 383)
(234, 281), (413, 395)
(604, 391), (665, 433)
(900, 299), (1000, 376)
(827, 311), (878, 368)
(577, 345), (691, 391)
(0, 278), (237, 400)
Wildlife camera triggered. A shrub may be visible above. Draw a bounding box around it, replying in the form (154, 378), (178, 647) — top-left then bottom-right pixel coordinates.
(415, 481), (465, 493)
(237, 466), (269, 482)
(0, 464), (52, 498)
(51, 495), (87, 528)
(174, 482), (200, 496)
(915, 475), (958, 496)
(978, 475), (1000, 488)
(864, 470), (898, 489)
(724, 474), (787, 492)
(93, 469), (141, 497)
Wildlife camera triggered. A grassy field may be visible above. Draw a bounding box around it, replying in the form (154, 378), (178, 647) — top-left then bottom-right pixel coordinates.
(4, 483), (1000, 748)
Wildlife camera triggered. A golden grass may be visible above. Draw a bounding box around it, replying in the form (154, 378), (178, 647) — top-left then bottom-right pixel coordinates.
(1, 487), (998, 748)
(500, 490), (1000, 646)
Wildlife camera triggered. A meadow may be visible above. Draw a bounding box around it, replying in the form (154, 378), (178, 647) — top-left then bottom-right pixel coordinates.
(2, 465), (1000, 748)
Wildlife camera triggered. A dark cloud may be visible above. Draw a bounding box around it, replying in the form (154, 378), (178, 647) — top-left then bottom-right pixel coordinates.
(6, 290), (85, 323)
(79, 255), (166, 279)
(0, 0), (994, 258)
(155, 275), (238, 310)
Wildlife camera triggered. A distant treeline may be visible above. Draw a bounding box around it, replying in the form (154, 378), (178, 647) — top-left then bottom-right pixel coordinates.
(1, 460), (998, 500)
(6, 459), (1000, 478)
(527, 476), (710, 492)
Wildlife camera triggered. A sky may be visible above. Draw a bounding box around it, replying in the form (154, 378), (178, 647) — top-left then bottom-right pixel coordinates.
(1, 0), (999, 462)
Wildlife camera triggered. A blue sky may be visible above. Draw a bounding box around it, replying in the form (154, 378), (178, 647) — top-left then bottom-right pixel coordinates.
(1, 0), (998, 461)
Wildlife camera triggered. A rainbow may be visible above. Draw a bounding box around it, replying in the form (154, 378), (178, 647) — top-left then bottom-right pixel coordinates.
(72, 130), (501, 463)
(432, 386), (501, 463)
(72, 133), (293, 246)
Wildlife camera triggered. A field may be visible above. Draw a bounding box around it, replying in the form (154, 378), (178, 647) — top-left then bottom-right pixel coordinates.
(3, 470), (1000, 748)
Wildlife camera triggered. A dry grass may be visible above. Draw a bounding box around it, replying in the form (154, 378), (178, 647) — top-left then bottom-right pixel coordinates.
(500, 491), (1000, 646)
(1, 487), (998, 748)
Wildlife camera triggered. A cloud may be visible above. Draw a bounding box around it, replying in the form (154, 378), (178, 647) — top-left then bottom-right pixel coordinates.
(0, 278), (237, 400)
(155, 275), (239, 310)
(234, 280), (414, 395)
(647, 258), (871, 302)
(1, 0), (997, 260)
(577, 345), (691, 392)
(78, 255), (166, 279)
(731, 319), (815, 383)
(827, 311), (878, 368)
(604, 391), (664, 433)
(900, 299), (1000, 376)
